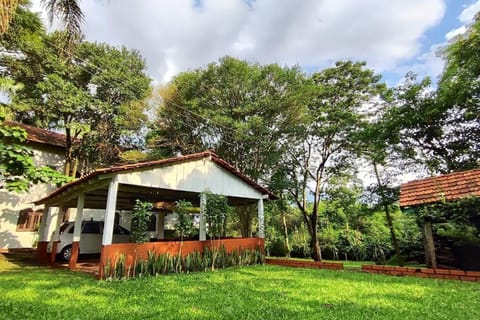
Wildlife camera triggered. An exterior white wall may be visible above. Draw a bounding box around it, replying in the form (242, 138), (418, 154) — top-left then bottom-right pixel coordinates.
(0, 147), (64, 250)
(116, 159), (263, 200)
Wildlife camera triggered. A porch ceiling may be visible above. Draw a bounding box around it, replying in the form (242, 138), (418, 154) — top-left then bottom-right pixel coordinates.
(48, 183), (259, 210)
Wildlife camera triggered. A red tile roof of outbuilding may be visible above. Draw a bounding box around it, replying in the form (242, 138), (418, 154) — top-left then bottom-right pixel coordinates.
(399, 169), (480, 207)
(3, 121), (66, 149)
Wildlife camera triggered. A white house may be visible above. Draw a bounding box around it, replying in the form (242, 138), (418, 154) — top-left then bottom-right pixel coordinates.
(0, 121), (67, 250)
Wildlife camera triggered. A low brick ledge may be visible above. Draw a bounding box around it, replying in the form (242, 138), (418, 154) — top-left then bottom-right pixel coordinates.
(361, 264), (480, 282)
(266, 258), (343, 270)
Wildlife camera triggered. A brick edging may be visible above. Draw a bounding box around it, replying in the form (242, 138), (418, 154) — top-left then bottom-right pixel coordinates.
(266, 258), (343, 270)
(361, 264), (480, 282)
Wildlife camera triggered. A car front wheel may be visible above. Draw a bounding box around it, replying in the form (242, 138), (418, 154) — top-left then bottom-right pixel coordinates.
(59, 245), (73, 261)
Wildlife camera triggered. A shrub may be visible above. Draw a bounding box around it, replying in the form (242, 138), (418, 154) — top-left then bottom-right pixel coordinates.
(268, 237), (289, 257)
(290, 244), (311, 258)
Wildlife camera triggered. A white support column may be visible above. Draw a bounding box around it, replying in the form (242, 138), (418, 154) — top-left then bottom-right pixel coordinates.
(73, 192), (85, 242)
(37, 206), (52, 261)
(199, 193), (207, 241)
(48, 206), (65, 264)
(257, 197), (265, 238)
(50, 206), (65, 244)
(156, 212), (165, 239)
(69, 193), (85, 269)
(38, 206), (51, 242)
(102, 176), (119, 246)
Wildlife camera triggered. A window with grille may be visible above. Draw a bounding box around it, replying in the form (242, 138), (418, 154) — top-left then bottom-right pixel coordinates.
(16, 209), (43, 232)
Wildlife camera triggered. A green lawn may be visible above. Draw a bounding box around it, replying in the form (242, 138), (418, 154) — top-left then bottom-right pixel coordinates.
(1, 258), (479, 320)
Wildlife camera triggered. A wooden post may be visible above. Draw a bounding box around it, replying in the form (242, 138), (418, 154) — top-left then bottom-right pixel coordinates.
(69, 192), (85, 270)
(424, 220), (437, 269)
(156, 211), (165, 239)
(199, 193), (207, 241)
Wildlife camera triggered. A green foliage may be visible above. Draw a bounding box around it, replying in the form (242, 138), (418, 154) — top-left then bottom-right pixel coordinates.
(119, 149), (149, 163)
(203, 192), (231, 239)
(266, 177), (423, 264)
(412, 196), (480, 247)
(129, 200), (153, 243)
(174, 200), (195, 241)
(439, 14), (480, 125)
(150, 56), (306, 181)
(385, 16), (480, 174)
(413, 197), (480, 225)
(1, 6), (151, 172)
(0, 112), (71, 192)
(103, 246), (265, 280)
(277, 61), (386, 261)
(268, 237), (289, 257)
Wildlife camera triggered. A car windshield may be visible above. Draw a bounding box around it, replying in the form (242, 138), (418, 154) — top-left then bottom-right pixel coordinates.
(82, 222), (101, 234)
(59, 222), (71, 234)
(113, 225), (130, 235)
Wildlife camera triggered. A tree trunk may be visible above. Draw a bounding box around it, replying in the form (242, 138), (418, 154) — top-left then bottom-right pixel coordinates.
(373, 162), (403, 266)
(64, 127), (75, 177)
(281, 212), (290, 256)
(423, 220), (437, 268)
(237, 205), (253, 237)
(305, 216), (322, 261)
(310, 231), (322, 261)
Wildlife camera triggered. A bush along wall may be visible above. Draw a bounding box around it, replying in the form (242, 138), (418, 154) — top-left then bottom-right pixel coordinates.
(102, 246), (265, 280)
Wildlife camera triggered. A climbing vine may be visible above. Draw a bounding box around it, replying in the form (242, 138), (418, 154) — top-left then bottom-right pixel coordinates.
(130, 199), (153, 243)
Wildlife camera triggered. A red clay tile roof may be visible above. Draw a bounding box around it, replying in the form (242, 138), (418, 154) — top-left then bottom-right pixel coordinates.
(3, 121), (66, 149)
(34, 151), (277, 205)
(399, 169), (480, 207)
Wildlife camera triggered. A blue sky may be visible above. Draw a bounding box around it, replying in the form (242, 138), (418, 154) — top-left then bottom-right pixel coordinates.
(31, 0), (480, 87)
(386, 0), (480, 85)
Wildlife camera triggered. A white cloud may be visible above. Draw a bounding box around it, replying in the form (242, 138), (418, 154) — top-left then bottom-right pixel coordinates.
(459, 0), (480, 23)
(397, 0), (480, 84)
(31, 0), (446, 83)
(445, 0), (480, 40)
(445, 26), (467, 40)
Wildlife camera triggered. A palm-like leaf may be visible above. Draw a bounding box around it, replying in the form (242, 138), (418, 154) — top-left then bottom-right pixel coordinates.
(42, 0), (85, 48)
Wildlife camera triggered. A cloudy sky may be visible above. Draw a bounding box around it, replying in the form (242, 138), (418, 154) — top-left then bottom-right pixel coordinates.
(31, 0), (480, 86)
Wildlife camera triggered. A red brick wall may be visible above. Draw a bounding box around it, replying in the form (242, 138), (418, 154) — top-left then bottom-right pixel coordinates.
(266, 258), (343, 270)
(361, 264), (480, 282)
(98, 238), (264, 279)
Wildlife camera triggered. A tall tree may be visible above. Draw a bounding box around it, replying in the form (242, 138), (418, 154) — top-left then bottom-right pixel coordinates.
(388, 15), (480, 174)
(359, 90), (407, 266)
(150, 56), (305, 236)
(387, 73), (478, 174)
(439, 13), (480, 115)
(151, 56), (305, 180)
(277, 61), (385, 261)
(2, 6), (151, 175)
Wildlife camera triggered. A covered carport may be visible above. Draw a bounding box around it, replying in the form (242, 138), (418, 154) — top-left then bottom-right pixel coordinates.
(34, 151), (276, 276)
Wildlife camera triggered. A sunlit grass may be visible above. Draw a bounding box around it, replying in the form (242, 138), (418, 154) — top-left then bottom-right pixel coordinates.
(1, 258), (479, 320)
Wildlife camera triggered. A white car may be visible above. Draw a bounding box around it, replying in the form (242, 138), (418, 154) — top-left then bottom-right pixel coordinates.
(50, 221), (131, 261)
